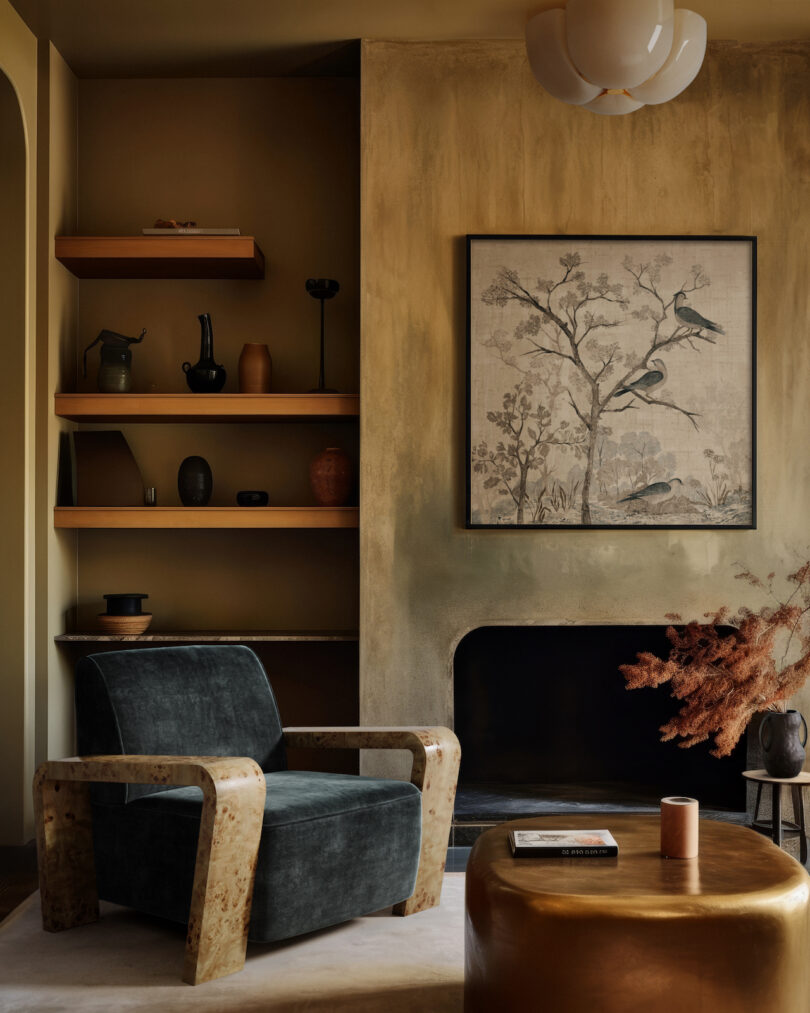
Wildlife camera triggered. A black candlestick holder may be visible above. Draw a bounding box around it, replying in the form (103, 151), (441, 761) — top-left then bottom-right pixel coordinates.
(306, 278), (340, 393)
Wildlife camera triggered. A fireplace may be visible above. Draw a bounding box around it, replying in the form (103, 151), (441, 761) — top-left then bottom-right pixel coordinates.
(453, 625), (749, 844)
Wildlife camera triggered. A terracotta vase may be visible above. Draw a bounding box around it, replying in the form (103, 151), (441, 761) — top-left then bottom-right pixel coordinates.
(310, 447), (352, 506)
(238, 343), (273, 393)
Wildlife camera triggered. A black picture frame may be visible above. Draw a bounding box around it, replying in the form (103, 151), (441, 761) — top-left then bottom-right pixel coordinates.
(466, 234), (757, 529)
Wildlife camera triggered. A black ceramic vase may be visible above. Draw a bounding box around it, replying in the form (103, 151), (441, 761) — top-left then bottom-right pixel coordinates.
(182, 312), (226, 393)
(178, 455), (212, 506)
(759, 710), (808, 778)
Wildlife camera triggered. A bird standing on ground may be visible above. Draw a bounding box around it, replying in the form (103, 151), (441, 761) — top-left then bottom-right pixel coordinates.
(673, 291), (725, 334)
(614, 358), (667, 399)
(619, 477), (683, 511)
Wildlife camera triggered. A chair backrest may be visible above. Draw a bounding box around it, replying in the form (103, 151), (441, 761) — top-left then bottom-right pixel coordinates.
(75, 644), (286, 803)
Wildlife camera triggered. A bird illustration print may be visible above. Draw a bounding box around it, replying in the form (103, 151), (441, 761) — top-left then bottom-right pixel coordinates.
(614, 358), (667, 399)
(673, 291), (725, 334)
(619, 477), (683, 513)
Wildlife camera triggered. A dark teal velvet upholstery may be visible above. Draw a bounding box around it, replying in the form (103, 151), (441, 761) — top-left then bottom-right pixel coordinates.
(91, 771), (421, 941)
(76, 645), (286, 803)
(74, 646), (422, 943)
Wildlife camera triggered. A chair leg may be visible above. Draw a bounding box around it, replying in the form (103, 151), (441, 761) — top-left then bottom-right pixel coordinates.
(754, 782), (763, 824)
(772, 784), (783, 849)
(34, 775), (99, 932)
(792, 785), (807, 866)
(393, 735), (460, 917)
(182, 774), (265, 985)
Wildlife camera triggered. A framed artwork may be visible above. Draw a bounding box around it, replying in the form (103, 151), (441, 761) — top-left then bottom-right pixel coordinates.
(466, 235), (756, 529)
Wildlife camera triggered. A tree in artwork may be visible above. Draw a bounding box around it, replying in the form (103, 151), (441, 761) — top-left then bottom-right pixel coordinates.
(469, 239), (753, 527)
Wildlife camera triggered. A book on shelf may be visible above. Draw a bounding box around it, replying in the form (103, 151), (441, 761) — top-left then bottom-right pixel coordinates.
(508, 828), (618, 858)
(142, 227), (241, 235)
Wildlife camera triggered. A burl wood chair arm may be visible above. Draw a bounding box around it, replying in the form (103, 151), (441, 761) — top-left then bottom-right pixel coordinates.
(283, 726), (460, 915)
(33, 754), (266, 985)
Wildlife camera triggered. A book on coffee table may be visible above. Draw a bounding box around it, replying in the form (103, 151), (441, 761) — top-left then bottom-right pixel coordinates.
(508, 828), (618, 858)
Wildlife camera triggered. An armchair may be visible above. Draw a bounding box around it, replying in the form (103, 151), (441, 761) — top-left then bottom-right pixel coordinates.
(34, 645), (460, 985)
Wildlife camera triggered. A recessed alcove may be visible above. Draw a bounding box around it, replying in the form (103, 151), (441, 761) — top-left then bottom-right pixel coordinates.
(453, 625), (749, 840)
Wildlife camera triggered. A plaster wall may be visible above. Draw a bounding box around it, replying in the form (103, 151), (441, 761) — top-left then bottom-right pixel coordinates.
(359, 40), (810, 777)
(0, 0), (37, 843)
(44, 44), (78, 759)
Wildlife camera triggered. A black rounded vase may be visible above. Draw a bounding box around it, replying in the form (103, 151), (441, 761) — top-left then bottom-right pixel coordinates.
(182, 312), (226, 393)
(178, 455), (212, 506)
(759, 710), (808, 778)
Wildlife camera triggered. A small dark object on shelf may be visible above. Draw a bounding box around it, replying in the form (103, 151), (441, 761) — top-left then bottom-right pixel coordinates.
(306, 278), (339, 393)
(99, 593), (152, 635)
(178, 455), (213, 506)
(183, 312), (226, 392)
(236, 490), (269, 507)
(82, 327), (146, 393)
(103, 593), (149, 616)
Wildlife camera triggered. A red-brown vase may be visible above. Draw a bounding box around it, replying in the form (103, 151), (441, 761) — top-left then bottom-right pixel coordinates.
(238, 343), (273, 393)
(310, 447), (352, 506)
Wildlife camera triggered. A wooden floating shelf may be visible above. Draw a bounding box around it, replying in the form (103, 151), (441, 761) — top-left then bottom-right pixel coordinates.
(54, 506), (359, 529)
(54, 235), (265, 279)
(55, 392), (359, 423)
(55, 630), (359, 644)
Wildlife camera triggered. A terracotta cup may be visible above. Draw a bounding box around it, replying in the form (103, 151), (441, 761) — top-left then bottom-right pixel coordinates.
(660, 796), (699, 859)
(310, 447), (352, 506)
(238, 343), (273, 393)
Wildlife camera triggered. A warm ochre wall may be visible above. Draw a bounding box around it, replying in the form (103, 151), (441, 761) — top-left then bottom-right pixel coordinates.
(72, 78), (359, 635)
(44, 43), (78, 759)
(359, 40), (810, 775)
(0, 0), (37, 843)
(0, 70), (29, 841)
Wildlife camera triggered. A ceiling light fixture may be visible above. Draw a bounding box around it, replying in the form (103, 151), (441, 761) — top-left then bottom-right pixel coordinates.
(525, 0), (707, 115)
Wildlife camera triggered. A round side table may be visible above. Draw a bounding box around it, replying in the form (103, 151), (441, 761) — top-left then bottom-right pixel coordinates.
(742, 768), (810, 863)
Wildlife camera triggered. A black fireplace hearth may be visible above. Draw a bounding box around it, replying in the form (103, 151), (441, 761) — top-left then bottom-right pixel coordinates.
(452, 625), (750, 845)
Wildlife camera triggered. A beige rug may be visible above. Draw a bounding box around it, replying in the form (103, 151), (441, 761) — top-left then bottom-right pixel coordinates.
(0, 875), (465, 1012)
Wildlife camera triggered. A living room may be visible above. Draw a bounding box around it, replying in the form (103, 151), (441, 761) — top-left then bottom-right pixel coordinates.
(2, 1), (810, 1010)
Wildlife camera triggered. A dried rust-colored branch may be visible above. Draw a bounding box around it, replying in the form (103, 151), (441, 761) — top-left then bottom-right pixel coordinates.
(620, 563), (810, 757)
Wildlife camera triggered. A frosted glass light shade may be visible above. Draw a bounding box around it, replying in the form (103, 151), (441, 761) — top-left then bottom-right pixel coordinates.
(525, 9), (602, 105)
(582, 92), (646, 115)
(567, 0), (674, 90)
(627, 9), (707, 103)
(525, 0), (707, 116)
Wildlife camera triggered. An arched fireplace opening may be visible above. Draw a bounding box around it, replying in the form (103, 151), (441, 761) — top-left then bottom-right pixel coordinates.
(453, 625), (749, 844)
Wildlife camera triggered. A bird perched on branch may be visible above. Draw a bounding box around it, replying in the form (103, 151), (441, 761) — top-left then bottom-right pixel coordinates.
(674, 291), (725, 334)
(619, 477), (683, 510)
(614, 358), (667, 399)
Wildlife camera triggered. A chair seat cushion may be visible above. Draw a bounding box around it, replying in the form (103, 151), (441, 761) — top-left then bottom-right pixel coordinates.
(90, 770), (422, 942)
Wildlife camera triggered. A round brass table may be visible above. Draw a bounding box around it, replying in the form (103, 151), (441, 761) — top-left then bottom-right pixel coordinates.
(464, 814), (810, 1013)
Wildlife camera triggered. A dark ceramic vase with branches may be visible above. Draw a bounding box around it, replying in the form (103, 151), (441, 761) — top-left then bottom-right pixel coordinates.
(760, 710), (807, 778)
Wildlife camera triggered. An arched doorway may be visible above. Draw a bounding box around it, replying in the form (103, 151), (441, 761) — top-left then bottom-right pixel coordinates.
(0, 67), (29, 844)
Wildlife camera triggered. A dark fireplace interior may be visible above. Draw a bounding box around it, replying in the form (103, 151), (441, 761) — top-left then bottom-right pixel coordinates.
(453, 625), (748, 838)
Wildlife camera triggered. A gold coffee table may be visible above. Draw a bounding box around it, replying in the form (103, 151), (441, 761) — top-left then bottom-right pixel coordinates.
(464, 814), (810, 1013)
